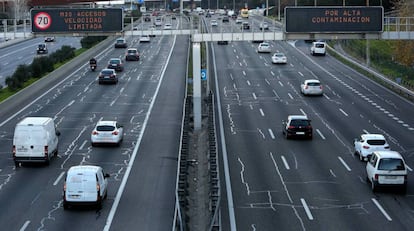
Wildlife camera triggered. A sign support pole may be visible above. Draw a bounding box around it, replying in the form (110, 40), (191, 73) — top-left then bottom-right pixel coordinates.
(193, 43), (202, 130)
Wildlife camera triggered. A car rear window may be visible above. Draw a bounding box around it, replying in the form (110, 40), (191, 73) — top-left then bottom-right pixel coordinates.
(378, 158), (405, 171)
(101, 70), (114, 75)
(97, 125), (115, 131)
(290, 120), (310, 126)
(110, 59), (120, 64)
(315, 43), (325, 48)
(367, 139), (386, 145)
(128, 50), (137, 54)
(307, 82), (320, 86)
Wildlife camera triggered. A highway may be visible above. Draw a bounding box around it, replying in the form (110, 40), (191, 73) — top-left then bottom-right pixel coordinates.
(0, 36), (82, 85)
(0, 11), (413, 231)
(208, 14), (414, 231)
(0, 18), (187, 230)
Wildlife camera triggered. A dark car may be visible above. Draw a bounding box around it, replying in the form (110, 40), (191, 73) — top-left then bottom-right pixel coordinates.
(282, 115), (313, 139)
(107, 58), (124, 72)
(36, 43), (48, 54)
(98, 68), (118, 84)
(143, 14), (151, 22)
(114, 38), (127, 48)
(241, 21), (250, 30)
(44, 36), (55, 42)
(222, 16), (230, 22)
(125, 48), (140, 61)
(217, 41), (229, 45)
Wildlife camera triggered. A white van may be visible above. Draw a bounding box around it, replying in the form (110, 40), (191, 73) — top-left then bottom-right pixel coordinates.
(13, 117), (60, 167)
(310, 41), (326, 56)
(63, 165), (110, 209)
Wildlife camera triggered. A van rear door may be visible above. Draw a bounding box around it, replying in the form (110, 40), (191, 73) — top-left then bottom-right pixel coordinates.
(65, 173), (98, 202)
(14, 127), (45, 158)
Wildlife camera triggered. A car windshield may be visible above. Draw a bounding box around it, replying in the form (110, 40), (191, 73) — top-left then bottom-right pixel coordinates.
(97, 125), (115, 132)
(367, 139), (386, 145)
(101, 70), (114, 75)
(378, 158), (405, 171)
(290, 120), (310, 126)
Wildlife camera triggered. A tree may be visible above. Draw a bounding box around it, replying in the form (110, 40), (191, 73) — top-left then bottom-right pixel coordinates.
(393, 0), (414, 67)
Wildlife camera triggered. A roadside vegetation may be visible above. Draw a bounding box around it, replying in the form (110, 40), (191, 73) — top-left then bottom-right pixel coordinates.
(0, 36), (106, 102)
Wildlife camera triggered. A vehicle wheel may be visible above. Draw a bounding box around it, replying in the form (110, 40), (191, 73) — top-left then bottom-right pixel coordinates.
(14, 161), (20, 168)
(401, 184), (407, 194)
(45, 159), (50, 166)
(91, 142), (96, 147)
(96, 200), (102, 210)
(63, 203), (68, 210)
(54, 148), (58, 157)
(285, 132), (289, 139)
(359, 153), (364, 161)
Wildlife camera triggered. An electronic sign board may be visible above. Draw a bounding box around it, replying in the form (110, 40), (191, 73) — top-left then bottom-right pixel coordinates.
(285, 7), (383, 33)
(31, 8), (123, 33)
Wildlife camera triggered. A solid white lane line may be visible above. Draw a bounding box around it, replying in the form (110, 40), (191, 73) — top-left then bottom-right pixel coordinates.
(252, 93), (257, 100)
(19, 221), (30, 231)
(316, 129), (325, 140)
(247, 80), (251, 86)
(339, 108), (349, 117)
(281, 156), (290, 170)
(53, 171), (65, 186)
(301, 198), (314, 220)
(371, 198), (392, 221)
(298, 72), (304, 77)
(338, 156), (352, 171)
(278, 81), (284, 87)
(268, 129), (275, 139)
(243, 70), (246, 76)
(300, 109), (306, 116)
(259, 108), (265, 116)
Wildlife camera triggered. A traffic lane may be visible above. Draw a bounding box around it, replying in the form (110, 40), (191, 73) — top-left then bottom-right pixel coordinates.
(215, 40), (414, 230)
(108, 35), (187, 230)
(0, 36), (81, 84)
(287, 45), (414, 158)
(0, 37), (175, 230)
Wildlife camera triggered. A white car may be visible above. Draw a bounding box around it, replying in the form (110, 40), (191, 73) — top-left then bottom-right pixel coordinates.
(139, 35), (150, 43)
(354, 134), (390, 161)
(91, 121), (124, 146)
(300, 79), (323, 96)
(211, 20), (218, 26)
(366, 151), (407, 193)
(236, 17), (243, 24)
(257, 42), (271, 53)
(259, 22), (269, 30)
(163, 23), (172, 30)
(271, 52), (287, 64)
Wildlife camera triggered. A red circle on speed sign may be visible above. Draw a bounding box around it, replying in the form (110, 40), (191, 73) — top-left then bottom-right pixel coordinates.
(34, 12), (52, 30)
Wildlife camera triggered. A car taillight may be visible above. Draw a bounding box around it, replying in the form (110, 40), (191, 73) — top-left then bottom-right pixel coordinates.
(305, 85), (308, 89)
(288, 126), (295, 129)
(44, 146), (48, 156)
(320, 85), (323, 89)
(92, 131), (98, 135)
(362, 145), (370, 149)
(374, 174), (379, 180)
(112, 131), (119, 135)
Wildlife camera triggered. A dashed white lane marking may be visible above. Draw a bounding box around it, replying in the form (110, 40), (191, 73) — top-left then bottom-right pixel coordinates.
(259, 108), (265, 117)
(300, 108), (307, 116)
(339, 108), (349, 117)
(247, 80), (251, 86)
(281, 156), (290, 170)
(252, 93), (257, 100)
(338, 156), (351, 171)
(53, 171), (65, 186)
(19, 220), (30, 231)
(371, 198), (392, 221)
(79, 140), (88, 150)
(301, 198), (314, 220)
(316, 129), (325, 140)
(268, 128), (275, 139)
(288, 93), (294, 100)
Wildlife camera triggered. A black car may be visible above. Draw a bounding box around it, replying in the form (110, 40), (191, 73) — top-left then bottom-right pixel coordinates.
(98, 69), (118, 84)
(114, 38), (127, 48)
(107, 58), (124, 72)
(125, 48), (140, 61)
(241, 22), (250, 30)
(222, 16), (230, 22)
(217, 41), (229, 45)
(44, 36), (55, 42)
(143, 14), (151, 22)
(282, 115), (313, 139)
(36, 43), (48, 54)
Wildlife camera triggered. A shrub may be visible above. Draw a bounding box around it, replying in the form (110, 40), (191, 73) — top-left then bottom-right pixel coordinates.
(80, 36), (107, 49)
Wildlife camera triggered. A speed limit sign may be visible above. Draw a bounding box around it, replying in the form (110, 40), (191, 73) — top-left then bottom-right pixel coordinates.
(33, 12), (52, 30)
